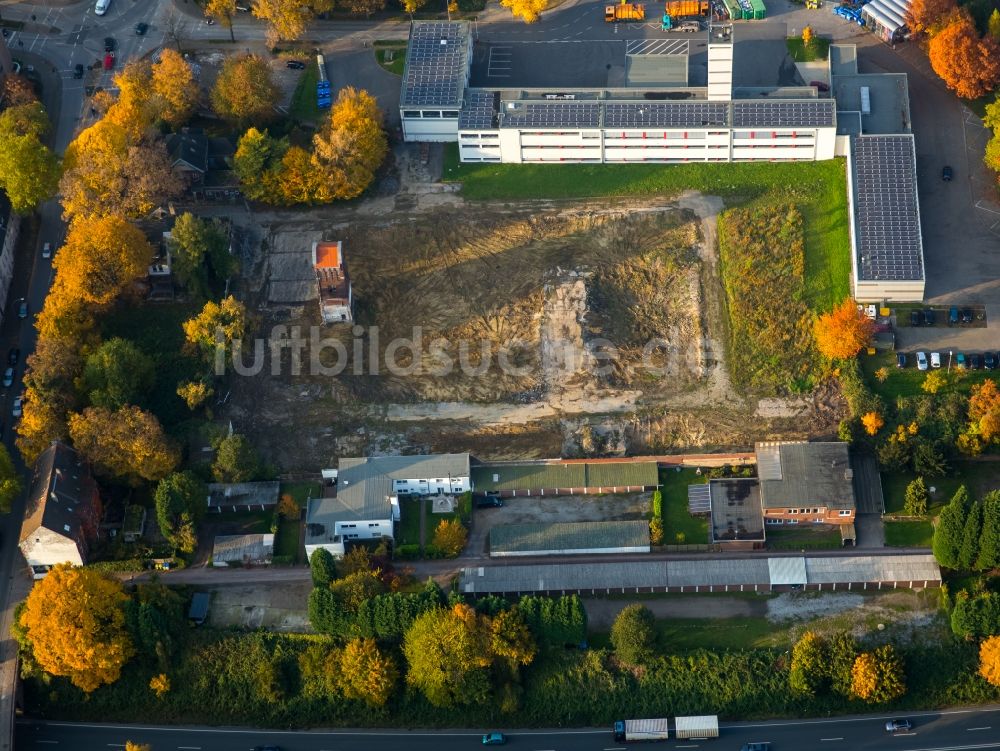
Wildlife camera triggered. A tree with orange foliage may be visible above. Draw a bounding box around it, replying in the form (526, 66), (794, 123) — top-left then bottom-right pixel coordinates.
(850, 645), (906, 703)
(979, 635), (1000, 686)
(969, 379), (1000, 442)
(861, 411), (885, 436)
(906, 0), (957, 35)
(813, 298), (875, 360)
(18, 564), (135, 692)
(337, 637), (399, 706)
(929, 14), (1000, 99)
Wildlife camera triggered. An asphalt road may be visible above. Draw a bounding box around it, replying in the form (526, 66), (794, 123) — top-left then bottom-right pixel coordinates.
(18, 708), (1000, 751)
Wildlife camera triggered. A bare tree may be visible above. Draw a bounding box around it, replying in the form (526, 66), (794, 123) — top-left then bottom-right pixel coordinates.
(163, 8), (189, 53)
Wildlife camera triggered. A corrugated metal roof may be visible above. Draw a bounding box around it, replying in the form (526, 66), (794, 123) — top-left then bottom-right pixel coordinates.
(768, 557), (808, 585)
(688, 483), (712, 514)
(212, 533), (274, 563)
(490, 520), (650, 555)
(459, 554), (941, 594)
(756, 443), (783, 481)
(587, 462), (659, 488)
(472, 461), (658, 492)
(756, 442), (856, 511)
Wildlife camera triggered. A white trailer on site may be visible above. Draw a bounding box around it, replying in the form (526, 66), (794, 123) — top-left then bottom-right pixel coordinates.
(674, 715), (720, 739)
(612, 718), (671, 742)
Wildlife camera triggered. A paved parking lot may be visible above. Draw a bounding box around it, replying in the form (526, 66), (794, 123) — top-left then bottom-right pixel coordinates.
(466, 492), (651, 559)
(895, 305), (1000, 355)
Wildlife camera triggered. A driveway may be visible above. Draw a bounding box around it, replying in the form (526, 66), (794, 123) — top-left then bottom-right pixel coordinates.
(466, 492), (651, 559)
(895, 312), (1000, 355)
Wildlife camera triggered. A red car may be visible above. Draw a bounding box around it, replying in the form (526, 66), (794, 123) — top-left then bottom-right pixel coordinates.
(103, 51), (114, 70)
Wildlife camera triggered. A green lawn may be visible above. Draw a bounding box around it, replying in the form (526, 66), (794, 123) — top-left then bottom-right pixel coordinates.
(375, 42), (407, 75)
(660, 468), (710, 545)
(786, 37), (831, 63)
(884, 520), (933, 547)
(289, 61), (320, 123)
(882, 462), (1000, 514)
(397, 497), (422, 547)
(274, 518), (301, 561)
(442, 153), (849, 312)
(656, 616), (780, 650)
(766, 526), (843, 550)
(861, 350), (998, 401)
(281, 482), (320, 506)
(209, 509), (271, 535)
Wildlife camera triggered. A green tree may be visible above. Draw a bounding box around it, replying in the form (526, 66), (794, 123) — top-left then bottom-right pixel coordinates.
(168, 213), (235, 297)
(403, 603), (492, 707)
(310, 548), (338, 587)
(183, 296), (248, 366)
(233, 127), (286, 202)
(210, 54), (279, 127)
(933, 485), (970, 569)
(990, 8), (1000, 39)
(951, 591), (1000, 638)
(912, 440), (948, 477)
(0, 131), (60, 213)
(977, 491), (1000, 570)
(790, 631), (828, 696)
(212, 433), (261, 483)
(80, 337), (155, 410)
(330, 570), (385, 612)
(489, 607), (537, 668)
(827, 632), (858, 697)
(432, 518), (467, 557)
(154, 471), (207, 553)
(651, 489), (663, 518)
(610, 604), (656, 665)
(0, 444), (21, 514)
(958, 500), (984, 569)
(904, 476), (929, 516)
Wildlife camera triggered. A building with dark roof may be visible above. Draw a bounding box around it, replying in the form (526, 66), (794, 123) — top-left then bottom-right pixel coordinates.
(400, 21), (472, 141)
(756, 441), (857, 525)
(305, 453), (471, 559)
(165, 129), (209, 183)
(19, 442), (100, 578)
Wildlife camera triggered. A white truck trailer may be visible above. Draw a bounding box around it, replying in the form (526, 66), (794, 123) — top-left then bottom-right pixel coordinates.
(612, 718), (671, 742)
(674, 715), (720, 739)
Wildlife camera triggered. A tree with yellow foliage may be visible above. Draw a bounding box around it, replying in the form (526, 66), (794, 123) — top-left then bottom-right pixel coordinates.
(489, 607), (537, 668)
(337, 638), (399, 706)
(923, 370), (947, 394)
(432, 518), (468, 557)
(500, 0), (549, 23)
(403, 604), (493, 707)
(18, 564), (135, 692)
(802, 25), (814, 47)
(149, 673), (171, 697)
(311, 87), (388, 202)
(251, 0), (312, 45)
(105, 61), (157, 140)
(403, 0), (428, 17)
(210, 54), (279, 127)
(861, 411), (884, 436)
(125, 743), (151, 751)
(177, 380), (213, 410)
(979, 635), (1000, 686)
(205, 0), (238, 42)
(850, 645), (906, 703)
(182, 296), (248, 366)
(69, 405), (180, 483)
(152, 49), (198, 128)
(59, 119), (183, 220)
(813, 298), (875, 360)
(52, 215), (153, 307)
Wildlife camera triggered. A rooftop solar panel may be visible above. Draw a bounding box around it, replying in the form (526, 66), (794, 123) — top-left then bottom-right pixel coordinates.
(401, 22), (469, 108)
(499, 101), (601, 128)
(605, 101), (728, 128)
(459, 89), (499, 129)
(852, 135), (924, 282)
(732, 99), (835, 127)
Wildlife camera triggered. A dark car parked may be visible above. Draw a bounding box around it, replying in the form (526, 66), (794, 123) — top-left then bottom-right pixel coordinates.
(950, 306), (959, 324)
(896, 352), (906, 368)
(135, 22), (149, 35)
(923, 308), (936, 326)
(909, 309), (921, 326)
(942, 165), (954, 181)
(970, 353), (983, 370)
(286, 60), (306, 69)
(104, 37), (116, 51)
(476, 493), (503, 509)
(986, 352), (997, 370)
(962, 308), (974, 323)
(73, 63), (85, 79)
(7, 348), (18, 366)
(886, 719), (912, 732)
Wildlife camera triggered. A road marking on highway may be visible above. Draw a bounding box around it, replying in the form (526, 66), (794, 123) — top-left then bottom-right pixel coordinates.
(820, 738), (844, 741)
(604, 747), (627, 750)
(177, 747), (202, 749)
(35, 742), (58, 745)
(968, 727), (992, 731)
(675, 745), (699, 748)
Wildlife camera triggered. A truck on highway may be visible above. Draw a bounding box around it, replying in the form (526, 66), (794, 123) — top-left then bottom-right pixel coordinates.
(612, 718), (670, 742)
(674, 715), (720, 739)
(605, 1), (646, 21)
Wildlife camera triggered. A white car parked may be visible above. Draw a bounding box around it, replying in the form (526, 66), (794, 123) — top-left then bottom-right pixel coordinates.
(916, 351), (928, 371)
(95, 0), (110, 15)
(931, 352), (942, 369)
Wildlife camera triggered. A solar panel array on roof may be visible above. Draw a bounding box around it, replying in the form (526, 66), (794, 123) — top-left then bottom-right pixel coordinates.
(732, 99), (835, 127)
(401, 22), (468, 108)
(459, 89), (499, 129)
(605, 102), (728, 128)
(853, 135), (924, 281)
(500, 102), (601, 128)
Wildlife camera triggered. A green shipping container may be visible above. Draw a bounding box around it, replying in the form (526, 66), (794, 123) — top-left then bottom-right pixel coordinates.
(742, 7), (753, 19)
(750, 0), (767, 18)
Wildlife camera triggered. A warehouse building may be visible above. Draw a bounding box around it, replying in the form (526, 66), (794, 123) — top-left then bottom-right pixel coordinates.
(861, 0), (913, 43)
(459, 553), (941, 594)
(471, 459), (660, 496)
(489, 520), (651, 557)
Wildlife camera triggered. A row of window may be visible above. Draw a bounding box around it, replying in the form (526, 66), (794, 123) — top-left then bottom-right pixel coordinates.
(460, 133), (500, 140)
(340, 522), (383, 529)
(402, 110), (460, 119)
(766, 518), (825, 525)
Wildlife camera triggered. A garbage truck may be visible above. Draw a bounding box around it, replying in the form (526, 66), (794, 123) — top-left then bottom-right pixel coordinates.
(605, 0), (646, 21)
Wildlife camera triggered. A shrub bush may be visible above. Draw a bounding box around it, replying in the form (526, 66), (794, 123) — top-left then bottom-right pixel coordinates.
(271, 555), (294, 566)
(85, 559), (146, 573)
(394, 544), (421, 560)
